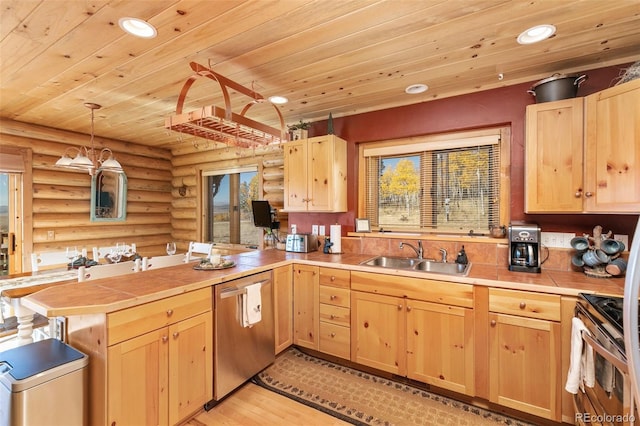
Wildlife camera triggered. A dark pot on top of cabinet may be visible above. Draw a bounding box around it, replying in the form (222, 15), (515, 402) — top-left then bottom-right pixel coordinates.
(528, 73), (588, 103)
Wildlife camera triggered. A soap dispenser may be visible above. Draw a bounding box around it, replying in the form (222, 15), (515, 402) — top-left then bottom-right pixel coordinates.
(455, 245), (469, 265)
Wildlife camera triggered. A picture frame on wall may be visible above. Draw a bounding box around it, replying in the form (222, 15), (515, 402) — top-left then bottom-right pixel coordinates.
(355, 218), (371, 233)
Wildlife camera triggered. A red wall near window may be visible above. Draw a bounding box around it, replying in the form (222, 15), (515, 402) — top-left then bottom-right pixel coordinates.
(288, 63), (638, 239)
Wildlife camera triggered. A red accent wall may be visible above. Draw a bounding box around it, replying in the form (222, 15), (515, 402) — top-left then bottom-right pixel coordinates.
(289, 63), (638, 239)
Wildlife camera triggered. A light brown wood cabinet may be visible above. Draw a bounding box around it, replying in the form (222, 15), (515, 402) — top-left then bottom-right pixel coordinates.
(488, 288), (561, 421)
(318, 267), (351, 359)
(584, 79), (640, 212)
(283, 135), (347, 212)
(274, 264), (293, 354)
(68, 288), (212, 426)
(293, 264), (319, 349)
(351, 271), (475, 395)
(525, 79), (640, 213)
(525, 97), (584, 212)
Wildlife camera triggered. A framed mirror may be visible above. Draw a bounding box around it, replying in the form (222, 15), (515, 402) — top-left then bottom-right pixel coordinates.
(91, 170), (127, 221)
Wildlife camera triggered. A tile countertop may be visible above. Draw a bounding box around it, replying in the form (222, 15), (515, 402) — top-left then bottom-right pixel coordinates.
(22, 249), (625, 318)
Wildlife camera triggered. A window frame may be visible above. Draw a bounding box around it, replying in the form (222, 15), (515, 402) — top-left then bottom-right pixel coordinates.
(357, 126), (511, 235)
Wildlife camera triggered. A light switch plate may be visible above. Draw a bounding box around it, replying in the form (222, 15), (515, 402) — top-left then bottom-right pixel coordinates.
(311, 225), (319, 235)
(319, 225), (326, 236)
(616, 234), (629, 249)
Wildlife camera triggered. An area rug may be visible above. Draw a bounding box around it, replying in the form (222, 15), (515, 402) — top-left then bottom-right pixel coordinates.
(252, 348), (535, 426)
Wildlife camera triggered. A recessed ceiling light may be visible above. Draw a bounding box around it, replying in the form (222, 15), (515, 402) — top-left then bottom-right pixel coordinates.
(405, 84), (428, 94)
(118, 17), (157, 39)
(517, 24), (556, 45)
(268, 95), (288, 104)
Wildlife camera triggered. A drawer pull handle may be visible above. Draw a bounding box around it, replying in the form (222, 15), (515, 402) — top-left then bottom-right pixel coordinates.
(330, 333), (336, 338)
(490, 320), (497, 327)
(166, 309), (174, 317)
(406, 305), (412, 312)
(330, 295), (337, 300)
(331, 276), (336, 281)
(398, 304), (403, 310)
(585, 191), (593, 198)
(162, 335), (168, 343)
(330, 314), (335, 319)
(519, 302), (526, 309)
(173, 332), (179, 339)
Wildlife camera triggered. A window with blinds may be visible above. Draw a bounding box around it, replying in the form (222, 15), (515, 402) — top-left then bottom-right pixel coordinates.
(361, 127), (509, 234)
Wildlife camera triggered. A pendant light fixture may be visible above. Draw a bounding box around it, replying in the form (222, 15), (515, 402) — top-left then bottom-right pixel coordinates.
(55, 103), (123, 175)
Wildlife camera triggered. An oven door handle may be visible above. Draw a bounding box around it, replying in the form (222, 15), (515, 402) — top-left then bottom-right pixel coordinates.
(582, 330), (628, 374)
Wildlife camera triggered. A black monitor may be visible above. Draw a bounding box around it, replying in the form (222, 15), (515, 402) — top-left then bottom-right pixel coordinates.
(251, 200), (274, 229)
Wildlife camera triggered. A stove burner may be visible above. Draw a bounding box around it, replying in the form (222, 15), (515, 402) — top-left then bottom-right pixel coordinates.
(595, 297), (624, 326)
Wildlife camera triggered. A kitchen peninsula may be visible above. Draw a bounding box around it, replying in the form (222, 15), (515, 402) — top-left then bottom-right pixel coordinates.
(22, 247), (625, 425)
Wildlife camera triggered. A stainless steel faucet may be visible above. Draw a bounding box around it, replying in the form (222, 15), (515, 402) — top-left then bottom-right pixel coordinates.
(439, 248), (448, 263)
(400, 240), (423, 259)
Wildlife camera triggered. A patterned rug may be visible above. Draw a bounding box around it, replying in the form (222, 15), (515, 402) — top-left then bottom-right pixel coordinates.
(253, 348), (535, 426)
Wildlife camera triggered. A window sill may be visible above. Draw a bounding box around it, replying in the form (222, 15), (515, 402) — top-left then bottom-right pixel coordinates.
(347, 232), (508, 245)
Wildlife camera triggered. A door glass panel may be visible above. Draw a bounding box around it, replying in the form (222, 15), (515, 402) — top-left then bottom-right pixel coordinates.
(0, 173), (9, 275)
(206, 170), (260, 246)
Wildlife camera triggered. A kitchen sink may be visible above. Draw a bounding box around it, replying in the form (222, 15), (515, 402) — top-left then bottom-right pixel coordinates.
(360, 256), (423, 269)
(360, 256), (471, 277)
(413, 260), (471, 276)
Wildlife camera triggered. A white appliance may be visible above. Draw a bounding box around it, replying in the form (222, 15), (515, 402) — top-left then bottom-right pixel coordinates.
(623, 216), (640, 414)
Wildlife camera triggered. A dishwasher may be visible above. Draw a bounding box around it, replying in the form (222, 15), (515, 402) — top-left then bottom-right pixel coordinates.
(212, 270), (274, 401)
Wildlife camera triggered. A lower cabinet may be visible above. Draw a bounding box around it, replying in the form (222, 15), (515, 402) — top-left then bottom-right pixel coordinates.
(488, 288), (561, 421)
(274, 264), (293, 354)
(351, 271), (475, 396)
(293, 265), (352, 359)
(293, 264), (319, 349)
(318, 267), (351, 359)
(107, 312), (212, 425)
(68, 287), (213, 426)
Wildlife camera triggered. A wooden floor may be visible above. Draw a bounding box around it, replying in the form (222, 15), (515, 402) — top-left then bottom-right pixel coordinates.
(183, 382), (350, 426)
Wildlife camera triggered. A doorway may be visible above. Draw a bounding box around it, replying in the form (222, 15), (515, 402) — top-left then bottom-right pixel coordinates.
(0, 172), (23, 275)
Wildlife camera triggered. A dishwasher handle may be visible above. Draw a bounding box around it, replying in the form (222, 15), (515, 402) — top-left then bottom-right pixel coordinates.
(220, 279), (269, 299)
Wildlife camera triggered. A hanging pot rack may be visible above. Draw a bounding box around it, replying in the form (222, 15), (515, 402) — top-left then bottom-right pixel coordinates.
(165, 62), (287, 147)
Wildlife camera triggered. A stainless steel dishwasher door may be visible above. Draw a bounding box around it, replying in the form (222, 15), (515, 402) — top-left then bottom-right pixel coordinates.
(213, 270), (274, 400)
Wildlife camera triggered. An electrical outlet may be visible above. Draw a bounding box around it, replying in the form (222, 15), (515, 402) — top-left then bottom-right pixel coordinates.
(319, 225), (326, 236)
(311, 225), (319, 235)
(47, 230), (55, 240)
(291, 224), (297, 234)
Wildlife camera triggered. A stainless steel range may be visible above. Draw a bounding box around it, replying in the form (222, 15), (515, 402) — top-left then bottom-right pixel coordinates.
(574, 293), (638, 425)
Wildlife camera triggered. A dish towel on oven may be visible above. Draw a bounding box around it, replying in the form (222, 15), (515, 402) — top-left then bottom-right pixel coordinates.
(566, 317), (595, 393)
(240, 283), (262, 327)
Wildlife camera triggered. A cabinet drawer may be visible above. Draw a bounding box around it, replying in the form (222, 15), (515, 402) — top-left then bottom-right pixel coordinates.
(319, 267), (350, 288)
(319, 285), (350, 307)
(489, 288), (560, 321)
(319, 322), (350, 359)
(108, 288), (212, 345)
(320, 304), (350, 326)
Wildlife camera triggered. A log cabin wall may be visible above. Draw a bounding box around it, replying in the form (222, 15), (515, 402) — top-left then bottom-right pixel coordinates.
(0, 119), (172, 270)
(169, 141), (286, 253)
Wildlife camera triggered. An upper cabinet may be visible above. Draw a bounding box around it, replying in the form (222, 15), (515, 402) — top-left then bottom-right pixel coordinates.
(525, 98), (584, 212)
(283, 135), (347, 212)
(525, 79), (640, 213)
(584, 79), (640, 212)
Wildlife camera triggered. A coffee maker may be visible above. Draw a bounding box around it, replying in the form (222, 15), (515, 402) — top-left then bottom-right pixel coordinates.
(508, 223), (541, 273)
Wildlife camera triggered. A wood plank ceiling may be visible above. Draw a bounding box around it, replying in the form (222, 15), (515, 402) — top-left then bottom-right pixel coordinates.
(1, 0), (639, 149)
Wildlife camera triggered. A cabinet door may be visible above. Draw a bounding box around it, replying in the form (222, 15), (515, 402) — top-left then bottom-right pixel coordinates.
(525, 98), (584, 212)
(584, 79), (640, 212)
(283, 139), (308, 211)
(293, 264), (319, 349)
(351, 291), (405, 375)
(168, 312), (213, 425)
(274, 264), (293, 354)
(407, 300), (474, 396)
(489, 312), (561, 421)
(108, 328), (169, 426)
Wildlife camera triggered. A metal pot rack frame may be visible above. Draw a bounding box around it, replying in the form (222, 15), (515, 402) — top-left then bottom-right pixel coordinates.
(165, 62), (287, 148)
